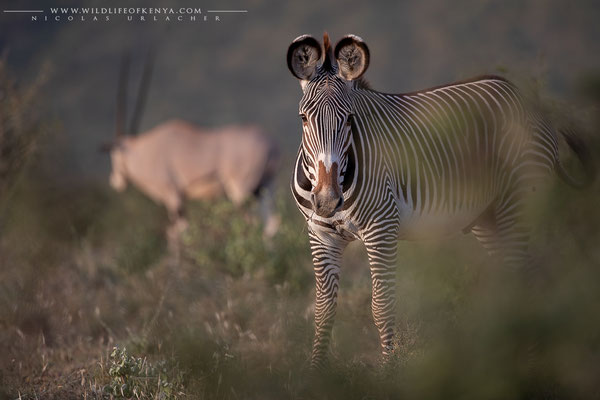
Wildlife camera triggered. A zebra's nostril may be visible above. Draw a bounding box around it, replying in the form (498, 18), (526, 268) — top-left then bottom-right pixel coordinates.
(336, 197), (343, 210)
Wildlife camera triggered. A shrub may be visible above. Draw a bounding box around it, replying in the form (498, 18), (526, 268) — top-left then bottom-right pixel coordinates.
(183, 194), (312, 291)
(103, 346), (185, 399)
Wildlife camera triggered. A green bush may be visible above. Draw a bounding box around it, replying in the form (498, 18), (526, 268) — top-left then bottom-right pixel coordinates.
(183, 195), (312, 291)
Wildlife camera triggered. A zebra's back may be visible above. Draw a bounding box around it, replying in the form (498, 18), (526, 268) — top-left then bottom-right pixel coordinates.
(351, 76), (556, 238)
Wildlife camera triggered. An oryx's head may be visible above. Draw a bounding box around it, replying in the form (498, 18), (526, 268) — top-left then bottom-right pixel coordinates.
(287, 33), (369, 218)
(101, 49), (154, 192)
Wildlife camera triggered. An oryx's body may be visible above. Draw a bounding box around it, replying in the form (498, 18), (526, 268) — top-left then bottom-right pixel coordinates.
(105, 53), (280, 241)
(287, 33), (593, 367)
(110, 120), (279, 225)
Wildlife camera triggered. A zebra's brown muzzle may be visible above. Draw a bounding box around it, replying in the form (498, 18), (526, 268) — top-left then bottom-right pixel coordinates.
(311, 161), (343, 218)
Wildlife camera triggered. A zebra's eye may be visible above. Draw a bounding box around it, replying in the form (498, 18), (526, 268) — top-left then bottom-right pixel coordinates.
(299, 114), (308, 124)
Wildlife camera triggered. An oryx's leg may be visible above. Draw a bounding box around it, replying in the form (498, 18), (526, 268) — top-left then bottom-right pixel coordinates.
(222, 179), (248, 208)
(308, 229), (349, 368)
(364, 231), (398, 359)
(164, 193), (187, 250)
(257, 184), (280, 239)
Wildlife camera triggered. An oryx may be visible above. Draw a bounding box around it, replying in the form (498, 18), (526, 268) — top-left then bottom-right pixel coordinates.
(103, 52), (280, 245)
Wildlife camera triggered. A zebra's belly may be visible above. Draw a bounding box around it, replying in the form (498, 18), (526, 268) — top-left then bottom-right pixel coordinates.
(397, 205), (488, 240)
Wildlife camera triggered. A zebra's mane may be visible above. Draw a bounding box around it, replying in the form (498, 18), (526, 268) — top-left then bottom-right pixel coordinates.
(322, 32), (335, 73)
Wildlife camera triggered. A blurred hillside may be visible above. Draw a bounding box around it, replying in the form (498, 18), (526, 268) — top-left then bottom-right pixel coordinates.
(0, 0), (599, 183)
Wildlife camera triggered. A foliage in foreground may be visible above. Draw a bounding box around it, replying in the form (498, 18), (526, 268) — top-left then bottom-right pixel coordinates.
(1, 170), (599, 399)
(102, 346), (185, 399)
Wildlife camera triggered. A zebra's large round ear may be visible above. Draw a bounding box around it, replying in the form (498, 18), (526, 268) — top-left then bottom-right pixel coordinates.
(287, 35), (322, 81)
(334, 35), (370, 81)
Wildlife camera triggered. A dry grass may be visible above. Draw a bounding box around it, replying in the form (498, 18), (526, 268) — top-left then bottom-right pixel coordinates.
(1, 173), (599, 399)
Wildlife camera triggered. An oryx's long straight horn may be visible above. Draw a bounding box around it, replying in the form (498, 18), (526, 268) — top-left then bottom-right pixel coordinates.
(115, 52), (130, 139)
(129, 47), (156, 135)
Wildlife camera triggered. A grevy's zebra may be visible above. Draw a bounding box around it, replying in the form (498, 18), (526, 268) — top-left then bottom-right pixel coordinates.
(287, 33), (592, 368)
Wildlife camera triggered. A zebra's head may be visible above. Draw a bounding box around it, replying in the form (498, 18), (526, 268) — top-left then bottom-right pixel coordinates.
(287, 33), (370, 218)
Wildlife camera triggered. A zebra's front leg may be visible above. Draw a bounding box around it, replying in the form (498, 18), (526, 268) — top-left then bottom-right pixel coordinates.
(364, 233), (398, 359)
(308, 229), (348, 369)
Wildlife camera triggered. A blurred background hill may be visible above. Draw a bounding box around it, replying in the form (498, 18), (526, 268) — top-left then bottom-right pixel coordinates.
(1, 0), (599, 181)
(1, 0), (600, 398)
